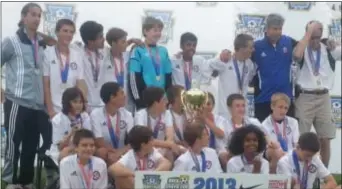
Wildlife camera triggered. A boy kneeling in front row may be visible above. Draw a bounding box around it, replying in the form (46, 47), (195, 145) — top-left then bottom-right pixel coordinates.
(59, 129), (108, 189)
(110, 126), (171, 189)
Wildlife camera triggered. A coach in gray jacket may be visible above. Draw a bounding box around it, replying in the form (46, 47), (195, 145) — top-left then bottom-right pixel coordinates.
(1, 3), (51, 188)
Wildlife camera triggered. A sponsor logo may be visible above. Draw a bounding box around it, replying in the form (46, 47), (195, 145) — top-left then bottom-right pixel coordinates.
(268, 179), (288, 189)
(331, 97), (341, 128)
(164, 175), (190, 189)
(143, 10), (174, 44)
(240, 184), (263, 189)
(142, 174), (162, 189)
(43, 3), (77, 39)
(235, 14), (266, 40)
(285, 2), (315, 11)
(328, 19), (341, 43)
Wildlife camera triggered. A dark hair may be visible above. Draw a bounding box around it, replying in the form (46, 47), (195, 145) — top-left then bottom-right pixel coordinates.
(100, 82), (122, 104)
(73, 129), (95, 146)
(297, 132), (320, 153)
(234, 33), (254, 51)
(207, 92), (215, 105)
(18, 3), (42, 28)
(142, 16), (164, 37)
(142, 87), (165, 108)
(128, 126), (153, 152)
(106, 27), (128, 46)
(227, 93), (245, 107)
(166, 85), (184, 105)
(79, 21), (103, 45)
(62, 87), (86, 115)
(228, 125), (267, 155)
(55, 18), (75, 32)
(180, 32), (197, 47)
(183, 121), (206, 147)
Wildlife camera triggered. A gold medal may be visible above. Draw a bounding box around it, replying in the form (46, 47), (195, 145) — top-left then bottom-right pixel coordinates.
(156, 76), (160, 81)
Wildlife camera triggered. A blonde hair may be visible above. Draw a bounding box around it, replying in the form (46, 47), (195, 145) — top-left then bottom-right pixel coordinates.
(271, 93), (290, 106)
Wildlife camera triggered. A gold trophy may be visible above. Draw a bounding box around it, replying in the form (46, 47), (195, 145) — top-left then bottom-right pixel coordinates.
(181, 88), (209, 123)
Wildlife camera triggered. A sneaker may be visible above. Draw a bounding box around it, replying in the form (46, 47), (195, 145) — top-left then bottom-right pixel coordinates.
(5, 184), (23, 189)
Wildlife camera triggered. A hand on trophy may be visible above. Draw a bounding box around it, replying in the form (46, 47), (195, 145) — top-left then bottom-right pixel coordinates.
(180, 88), (209, 123)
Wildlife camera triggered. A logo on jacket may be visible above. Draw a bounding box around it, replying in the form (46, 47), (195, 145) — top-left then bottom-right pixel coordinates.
(43, 4), (77, 39)
(285, 2), (315, 11)
(143, 10), (174, 44)
(328, 18), (341, 43)
(235, 14), (266, 40)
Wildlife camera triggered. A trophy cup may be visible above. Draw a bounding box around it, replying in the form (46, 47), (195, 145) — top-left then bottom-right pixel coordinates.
(180, 88), (209, 123)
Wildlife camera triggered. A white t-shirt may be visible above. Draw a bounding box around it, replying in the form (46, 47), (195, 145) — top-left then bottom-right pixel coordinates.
(261, 115), (300, 152)
(49, 112), (91, 164)
(117, 148), (163, 171)
(226, 154), (269, 174)
(91, 107), (133, 148)
(206, 114), (228, 154)
(60, 154), (108, 189)
(134, 108), (173, 140)
(277, 150), (330, 189)
(173, 147), (223, 173)
(168, 110), (186, 143)
(209, 58), (256, 120)
(43, 45), (84, 112)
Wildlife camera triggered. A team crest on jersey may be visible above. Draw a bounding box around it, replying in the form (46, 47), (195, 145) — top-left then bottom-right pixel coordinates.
(283, 47), (288, 54)
(164, 175), (190, 189)
(285, 2), (315, 11)
(147, 159), (156, 169)
(195, 52), (216, 60)
(206, 160), (212, 169)
(309, 164), (317, 173)
(70, 62), (77, 70)
(192, 65), (199, 73)
(43, 4), (77, 39)
(143, 10), (174, 44)
(328, 18), (341, 43)
(142, 174), (162, 188)
(120, 120), (127, 129)
(92, 170), (100, 180)
(235, 14), (266, 40)
(286, 126), (292, 135)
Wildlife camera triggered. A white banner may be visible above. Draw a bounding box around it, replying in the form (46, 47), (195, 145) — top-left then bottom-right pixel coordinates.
(135, 171), (291, 189)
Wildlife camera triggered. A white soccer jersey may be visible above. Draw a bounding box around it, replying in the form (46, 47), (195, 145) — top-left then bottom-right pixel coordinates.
(117, 148), (163, 171)
(60, 154), (108, 189)
(277, 150), (330, 189)
(49, 112), (92, 164)
(43, 45), (84, 112)
(91, 107), (133, 148)
(173, 147), (222, 173)
(226, 154), (269, 174)
(168, 110), (186, 143)
(261, 115), (300, 152)
(171, 55), (212, 89)
(209, 58), (256, 119)
(205, 114), (229, 154)
(133, 108), (173, 140)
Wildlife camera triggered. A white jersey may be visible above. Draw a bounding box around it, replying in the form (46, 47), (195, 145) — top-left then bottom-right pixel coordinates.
(134, 108), (173, 140)
(209, 58), (256, 119)
(43, 45), (84, 112)
(49, 112), (91, 164)
(60, 154), (108, 189)
(168, 110), (186, 143)
(261, 115), (300, 152)
(227, 154), (269, 174)
(277, 150), (330, 189)
(173, 147), (222, 173)
(117, 148), (163, 171)
(91, 107), (133, 148)
(205, 114), (228, 154)
(171, 55), (212, 89)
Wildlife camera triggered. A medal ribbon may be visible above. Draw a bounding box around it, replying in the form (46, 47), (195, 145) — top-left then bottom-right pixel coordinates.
(71, 114), (83, 128)
(147, 111), (162, 139)
(106, 110), (121, 148)
(146, 45), (161, 80)
(271, 118), (288, 152)
(55, 46), (70, 84)
(78, 158), (93, 189)
(233, 58), (247, 93)
(86, 49), (100, 83)
(171, 111), (185, 141)
(190, 150), (206, 172)
(207, 114), (216, 149)
(31, 38), (39, 69)
(292, 151), (309, 189)
(184, 61), (192, 90)
(307, 47), (321, 76)
(135, 154), (148, 170)
(111, 52), (124, 87)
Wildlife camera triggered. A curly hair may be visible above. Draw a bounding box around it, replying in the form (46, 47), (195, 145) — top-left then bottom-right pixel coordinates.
(228, 125), (267, 155)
